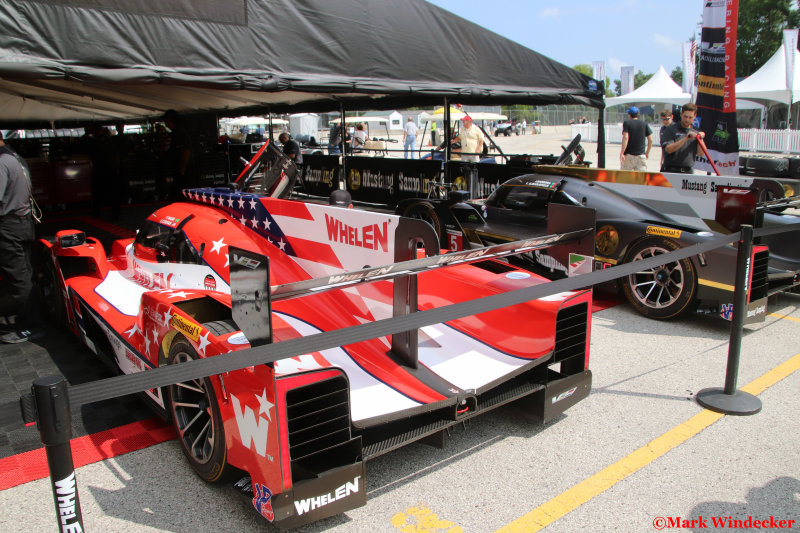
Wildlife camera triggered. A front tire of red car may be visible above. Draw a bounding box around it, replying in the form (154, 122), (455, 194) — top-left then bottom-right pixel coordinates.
(167, 338), (233, 483)
(621, 237), (697, 320)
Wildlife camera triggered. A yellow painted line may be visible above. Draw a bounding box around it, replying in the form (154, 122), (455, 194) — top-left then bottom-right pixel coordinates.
(698, 278), (735, 292)
(769, 312), (800, 324)
(495, 352), (800, 533)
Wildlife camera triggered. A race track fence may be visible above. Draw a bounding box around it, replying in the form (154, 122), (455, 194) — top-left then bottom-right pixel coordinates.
(3, 221), (800, 531)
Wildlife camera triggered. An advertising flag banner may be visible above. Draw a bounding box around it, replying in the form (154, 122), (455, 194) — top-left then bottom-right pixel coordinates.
(784, 29), (798, 95)
(681, 41), (696, 94)
(695, 0), (739, 175)
(620, 66), (634, 95)
(592, 61), (606, 85)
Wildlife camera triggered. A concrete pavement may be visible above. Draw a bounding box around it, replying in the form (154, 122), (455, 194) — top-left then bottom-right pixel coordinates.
(1, 293), (798, 532)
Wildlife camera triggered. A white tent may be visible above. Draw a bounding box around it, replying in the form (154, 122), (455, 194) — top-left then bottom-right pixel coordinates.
(735, 45), (800, 105)
(606, 65), (692, 107)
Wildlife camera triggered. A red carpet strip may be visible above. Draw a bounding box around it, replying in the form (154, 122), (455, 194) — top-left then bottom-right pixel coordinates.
(0, 417), (174, 491)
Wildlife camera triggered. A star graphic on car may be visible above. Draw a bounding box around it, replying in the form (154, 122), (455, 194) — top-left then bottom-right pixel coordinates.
(167, 291), (189, 299)
(211, 237), (226, 254)
(197, 332), (211, 354)
(125, 323), (140, 338)
(256, 389), (274, 421)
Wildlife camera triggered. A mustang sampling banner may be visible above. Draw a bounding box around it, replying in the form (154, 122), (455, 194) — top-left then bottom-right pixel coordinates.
(695, 0), (739, 175)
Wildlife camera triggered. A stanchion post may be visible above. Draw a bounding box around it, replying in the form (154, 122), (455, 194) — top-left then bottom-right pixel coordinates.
(32, 375), (85, 533)
(696, 225), (762, 415)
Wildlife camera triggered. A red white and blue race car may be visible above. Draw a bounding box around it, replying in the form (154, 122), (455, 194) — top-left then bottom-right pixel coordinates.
(38, 143), (595, 528)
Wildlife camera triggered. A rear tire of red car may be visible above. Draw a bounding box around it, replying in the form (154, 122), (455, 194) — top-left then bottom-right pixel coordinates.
(167, 338), (233, 483)
(621, 237), (697, 320)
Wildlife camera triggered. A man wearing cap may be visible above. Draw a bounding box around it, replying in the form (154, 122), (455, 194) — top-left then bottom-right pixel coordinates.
(329, 189), (353, 208)
(456, 116), (484, 163)
(661, 103), (704, 173)
(620, 106), (652, 171)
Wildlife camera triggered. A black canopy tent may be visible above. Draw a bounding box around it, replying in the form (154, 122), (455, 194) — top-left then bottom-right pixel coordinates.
(0, 0), (605, 164)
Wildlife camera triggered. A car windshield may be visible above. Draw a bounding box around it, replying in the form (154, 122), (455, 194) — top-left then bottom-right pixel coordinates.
(490, 184), (552, 211)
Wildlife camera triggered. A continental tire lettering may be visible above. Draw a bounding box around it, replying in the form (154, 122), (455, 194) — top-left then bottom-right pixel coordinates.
(698, 75), (725, 96)
(171, 314), (202, 341)
(646, 226), (682, 239)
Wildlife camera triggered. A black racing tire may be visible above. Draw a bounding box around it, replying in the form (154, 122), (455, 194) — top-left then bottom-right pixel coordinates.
(35, 247), (66, 326)
(745, 155), (790, 177)
(621, 237), (697, 320)
(402, 201), (442, 239)
(203, 319), (239, 337)
(167, 337), (233, 483)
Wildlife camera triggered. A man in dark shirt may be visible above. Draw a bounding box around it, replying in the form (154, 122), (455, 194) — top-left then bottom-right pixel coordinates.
(619, 106), (653, 171)
(278, 133), (303, 166)
(0, 133), (42, 343)
(661, 102), (705, 173)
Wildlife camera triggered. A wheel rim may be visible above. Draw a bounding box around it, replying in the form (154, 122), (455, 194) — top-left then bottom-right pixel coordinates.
(627, 246), (685, 309)
(170, 352), (216, 465)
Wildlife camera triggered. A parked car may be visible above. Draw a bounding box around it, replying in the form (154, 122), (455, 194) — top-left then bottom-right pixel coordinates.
(37, 142), (593, 528)
(397, 170), (800, 321)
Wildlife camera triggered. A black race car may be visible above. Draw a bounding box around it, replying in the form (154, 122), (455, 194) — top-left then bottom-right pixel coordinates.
(397, 172), (800, 320)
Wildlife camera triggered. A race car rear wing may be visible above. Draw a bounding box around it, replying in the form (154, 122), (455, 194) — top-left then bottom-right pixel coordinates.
(229, 223), (593, 369)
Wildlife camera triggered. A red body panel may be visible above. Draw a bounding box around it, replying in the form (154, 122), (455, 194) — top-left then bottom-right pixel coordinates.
(42, 184), (592, 527)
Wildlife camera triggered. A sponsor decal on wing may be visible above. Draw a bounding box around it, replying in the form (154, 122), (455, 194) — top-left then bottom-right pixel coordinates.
(253, 483), (275, 521)
(646, 226), (682, 239)
(171, 314), (202, 341)
(294, 476), (361, 516)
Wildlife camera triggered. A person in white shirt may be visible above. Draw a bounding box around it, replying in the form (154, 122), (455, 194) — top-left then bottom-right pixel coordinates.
(402, 117), (418, 159)
(456, 116), (484, 162)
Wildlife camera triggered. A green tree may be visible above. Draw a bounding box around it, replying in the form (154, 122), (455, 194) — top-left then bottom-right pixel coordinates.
(670, 66), (683, 87)
(633, 70), (653, 90)
(573, 64), (593, 77)
(737, 0), (800, 77)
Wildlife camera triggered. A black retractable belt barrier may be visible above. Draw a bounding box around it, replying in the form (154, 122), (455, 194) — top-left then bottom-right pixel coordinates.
(31, 375), (85, 533)
(696, 225), (762, 415)
(10, 223), (800, 530)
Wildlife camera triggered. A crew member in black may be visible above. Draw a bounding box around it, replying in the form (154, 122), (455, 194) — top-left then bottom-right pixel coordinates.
(0, 132), (42, 343)
(661, 102), (705, 173)
(619, 106), (652, 171)
(278, 132), (303, 166)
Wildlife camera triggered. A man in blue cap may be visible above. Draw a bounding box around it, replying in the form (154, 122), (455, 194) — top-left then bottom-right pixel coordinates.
(619, 106), (652, 171)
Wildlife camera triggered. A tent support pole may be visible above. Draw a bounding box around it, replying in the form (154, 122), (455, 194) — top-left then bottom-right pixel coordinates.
(598, 80), (606, 168)
(340, 104), (347, 184)
(443, 97), (451, 183)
